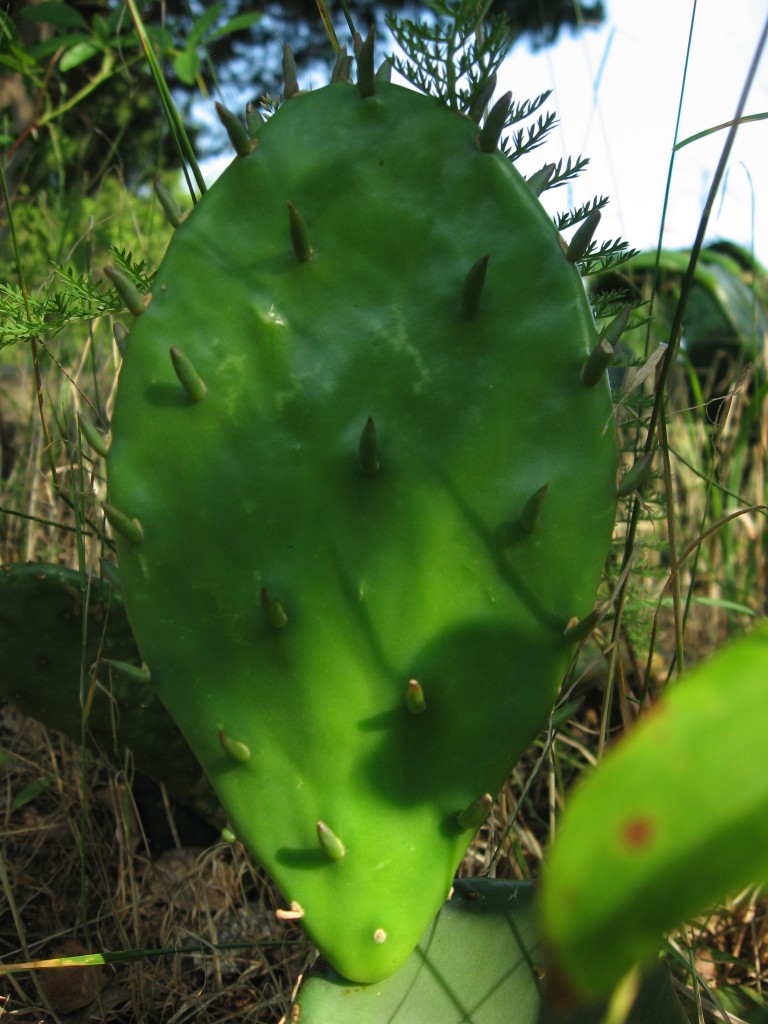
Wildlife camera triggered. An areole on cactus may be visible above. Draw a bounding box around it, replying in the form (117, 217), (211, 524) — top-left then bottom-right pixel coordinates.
(104, 23), (622, 984)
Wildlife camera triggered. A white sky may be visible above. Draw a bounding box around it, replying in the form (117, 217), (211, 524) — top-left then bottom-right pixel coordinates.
(502, 0), (768, 266)
(204, 2), (768, 266)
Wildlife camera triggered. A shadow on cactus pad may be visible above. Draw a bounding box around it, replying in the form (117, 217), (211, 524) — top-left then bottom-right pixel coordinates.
(0, 562), (219, 824)
(294, 878), (688, 1024)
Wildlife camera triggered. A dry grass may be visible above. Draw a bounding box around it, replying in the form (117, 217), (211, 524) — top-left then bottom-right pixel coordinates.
(0, 709), (310, 1022)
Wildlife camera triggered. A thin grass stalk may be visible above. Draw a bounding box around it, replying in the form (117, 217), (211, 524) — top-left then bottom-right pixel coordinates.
(602, 13), (768, 755)
(315, 0), (343, 53)
(0, 164), (65, 510)
(658, 408), (685, 673)
(69, 424), (93, 936)
(333, 0), (358, 41)
(124, 0), (206, 201)
(639, 0), (699, 364)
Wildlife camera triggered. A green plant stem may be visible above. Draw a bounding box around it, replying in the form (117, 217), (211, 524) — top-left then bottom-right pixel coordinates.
(34, 52), (117, 130)
(124, 0), (206, 201)
(603, 11), (768, 754)
(645, 504), (768, 693)
(675, 111), (768, 150)
(0, 162), (62, 502)
(658, 408), (684, 674)
(316, 0), (343, 53)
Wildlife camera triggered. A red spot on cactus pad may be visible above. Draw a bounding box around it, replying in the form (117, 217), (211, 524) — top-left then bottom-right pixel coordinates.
(621, 817), (655, 849)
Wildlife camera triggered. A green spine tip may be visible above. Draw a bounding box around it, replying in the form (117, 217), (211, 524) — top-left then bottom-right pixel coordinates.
(566, 209), (601, 263)
(215, 102), (254, 157)
(358, 415), (380, 476)
(602, 303), (632, 347)
(460, 255), (489, 319)
(375, 57), (392, 82)
(405, 678), (427, 715)
(245, 102), (264, 137)
(154, 177), (184, 227)
(220, 826), (237, 844)
(77, 413), (109, 458)
(356, 28), (376, 99)
(456, 793), (493, 832)
(104, 265), (149, 318)
(317, 820), (346, 860)
(101, 659), (151, 684)
(99, 557), (121, 589)
(261, 587), (289, 629)
(218, 728), (252, 764)
(581, 337), (614, 387)
(617, 451), (654, 497)
(102, 502), (143, 545)
(477, 91), (511, 153)
(467, 72), (497, 124)
(527, 162), (555, 196)
(519, 483), (549, 533)
(287, 202), (312, 263)
(282, 44), (300, 98)
(170, 345), (207, 402)
(563, 608), (600, 644)
(331, 46), (352, 83)
(113, 321), (128, 356)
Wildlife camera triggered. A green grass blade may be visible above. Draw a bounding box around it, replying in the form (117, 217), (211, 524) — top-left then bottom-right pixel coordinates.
(540, 622), (768, 1000)
(123, 0), (206, 200)
(675, 111), (768, 150)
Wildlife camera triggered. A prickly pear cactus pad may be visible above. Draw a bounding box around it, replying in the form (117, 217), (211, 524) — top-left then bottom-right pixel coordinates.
(0, 562), (216, 818)
(107, 70), (617, 982)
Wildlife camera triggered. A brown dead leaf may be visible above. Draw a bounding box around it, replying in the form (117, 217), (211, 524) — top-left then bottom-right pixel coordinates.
(145, 847), (235, 915)
(37, 939), (107, 1014)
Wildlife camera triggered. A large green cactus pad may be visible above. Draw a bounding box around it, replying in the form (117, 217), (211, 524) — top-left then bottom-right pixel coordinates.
(107, 78), (617, 981)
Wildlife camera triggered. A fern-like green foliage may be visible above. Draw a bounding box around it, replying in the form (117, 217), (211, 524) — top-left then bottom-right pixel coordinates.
(386, 0), (513, 114)
(0, 250), (152, 350)
(0, 0), (637, 353)
(387, 0), (636, 278)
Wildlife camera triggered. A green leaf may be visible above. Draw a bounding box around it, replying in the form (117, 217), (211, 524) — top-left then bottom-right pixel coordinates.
(30, 31), (92, 60)
(173, 48), (200, 86)
(20, 2), (86, 28)
(59, 40), (101, 72)
(144, 25), (173, 56)
(11, 777), (53, 810)
(713, 984), (768, 1024)
(101, 5), (127, 36)
(186, 1), (225, 47)
(207, 11), (262, 42)
(540, 622), (768, 1000)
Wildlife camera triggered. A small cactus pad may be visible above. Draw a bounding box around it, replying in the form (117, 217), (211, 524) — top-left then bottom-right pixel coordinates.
(295, 880), (688, 1024)
(107, 79), (617, 981)
(0, 563), (216, 818)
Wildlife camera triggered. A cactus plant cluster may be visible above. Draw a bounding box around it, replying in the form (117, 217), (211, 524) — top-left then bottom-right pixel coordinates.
(101, 19), (627, 986)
